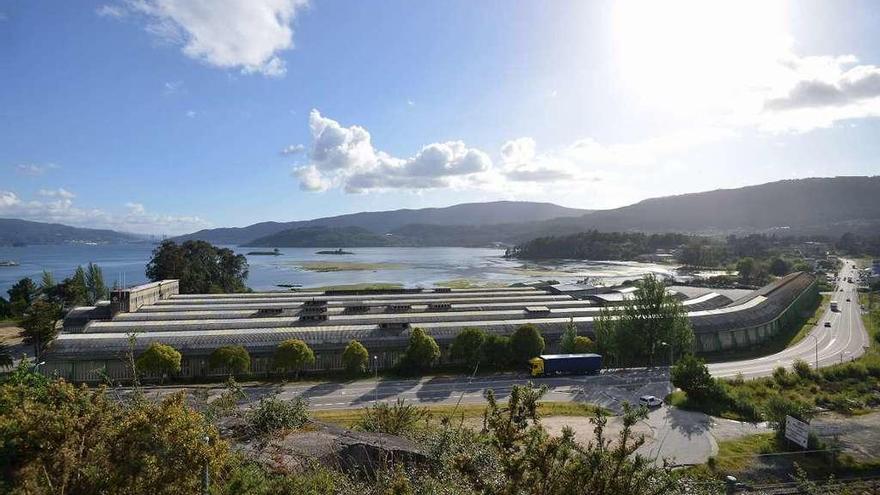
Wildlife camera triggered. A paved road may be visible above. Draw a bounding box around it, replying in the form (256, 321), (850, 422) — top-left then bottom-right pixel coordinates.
(708, 259), (870, 379)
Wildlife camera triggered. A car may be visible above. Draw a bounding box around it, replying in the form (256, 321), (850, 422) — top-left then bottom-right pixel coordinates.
(824, 321), (832, 328)
(639, 395), (663, 408)
(846, 298), (851, 302)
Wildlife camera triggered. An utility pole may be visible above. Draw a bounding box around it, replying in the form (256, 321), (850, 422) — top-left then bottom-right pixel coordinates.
(810, 334), (819, 369)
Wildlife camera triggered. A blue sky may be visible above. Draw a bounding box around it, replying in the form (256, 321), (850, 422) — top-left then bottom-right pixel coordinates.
(1, 0), (879, 235)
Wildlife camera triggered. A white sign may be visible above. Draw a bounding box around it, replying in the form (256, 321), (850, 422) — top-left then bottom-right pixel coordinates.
(785, 415), (810, 448)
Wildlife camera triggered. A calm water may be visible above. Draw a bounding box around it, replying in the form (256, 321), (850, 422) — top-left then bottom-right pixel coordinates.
(0, 244), (676, 295)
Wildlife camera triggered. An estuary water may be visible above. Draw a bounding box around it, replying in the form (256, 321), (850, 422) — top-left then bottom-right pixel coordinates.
(0, 244), (676, 295)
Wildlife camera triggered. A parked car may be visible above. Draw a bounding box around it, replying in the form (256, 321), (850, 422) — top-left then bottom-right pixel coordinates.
(639, 395), (663, 408)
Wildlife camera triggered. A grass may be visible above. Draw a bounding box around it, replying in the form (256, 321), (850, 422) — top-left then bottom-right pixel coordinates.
(304, 283), (405, 291)
(312, 400), (606, 428)
(788, 294), (831, 347)
(293, 261), (405, 272)
(433, 279), (511, 289)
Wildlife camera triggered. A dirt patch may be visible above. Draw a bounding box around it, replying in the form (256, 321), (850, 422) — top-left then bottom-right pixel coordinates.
(813, 411), (880, 461)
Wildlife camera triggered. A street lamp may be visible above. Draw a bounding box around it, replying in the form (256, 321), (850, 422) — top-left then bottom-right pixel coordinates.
(660, 341), (674, 367)
(373, 355), (379, 403)
(810, 334), (819, 369)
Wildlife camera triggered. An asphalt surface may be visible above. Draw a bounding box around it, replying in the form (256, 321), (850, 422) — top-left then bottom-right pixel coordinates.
(708, 259), (870, 379)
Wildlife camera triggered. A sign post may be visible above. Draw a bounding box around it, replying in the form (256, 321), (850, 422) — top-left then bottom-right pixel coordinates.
(785, 415), (810, 449)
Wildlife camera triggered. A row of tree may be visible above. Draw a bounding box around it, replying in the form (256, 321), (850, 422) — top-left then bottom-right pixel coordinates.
(507, 231), (691, 260)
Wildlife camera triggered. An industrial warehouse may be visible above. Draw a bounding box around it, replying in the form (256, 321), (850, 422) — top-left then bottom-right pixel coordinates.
(44, 272), (818, 382)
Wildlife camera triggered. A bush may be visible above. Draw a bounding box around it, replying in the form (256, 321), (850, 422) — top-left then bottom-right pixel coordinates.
(792, 359), (815, 380)
(509, 324), (545, 364)
(342, 340), (370, 375)
(821, 362), (869, 381)
(772, 367), (797, 387)
(572, 336), (596, 353)
(247, 396), (309, 435)
(450, 327), (486, 368)
(209, 346), (252, 376)
(481, 334), (512, 368)
(273, 339), (315, 379)
(398, 328), (440, 374)
(671, 354), (724, 404)
(764, 395), (814, 436)
(136, 342), (182, 382)
(355, 398), (429, 436)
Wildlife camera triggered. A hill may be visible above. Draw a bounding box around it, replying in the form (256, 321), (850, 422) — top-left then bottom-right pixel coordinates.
(243, 226), (407, 247)
(174, 201), (590, 245)
(0, 218), (142, 246)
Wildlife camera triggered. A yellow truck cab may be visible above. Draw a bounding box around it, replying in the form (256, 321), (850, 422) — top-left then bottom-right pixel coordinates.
(530, 357), (545, 377)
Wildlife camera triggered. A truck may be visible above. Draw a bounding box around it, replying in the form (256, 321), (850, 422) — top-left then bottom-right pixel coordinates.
(830, 300), (839, 312)
(530, 353), (602, 377)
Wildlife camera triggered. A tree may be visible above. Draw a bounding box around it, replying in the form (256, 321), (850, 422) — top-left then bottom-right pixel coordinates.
(559, 318), (578, 354)
(398, 327), (440, 374)
(20, 300), (62, 359)
(60, 266), (88, 307)
(509, 324), (545, 363)
(481, 334), (512, 368)
(0, 297), (10, 320)
(7, 277), (38, 317)
(572, 336), (595, 353)
(273, 339), (315, 379)
(146, 240), (249, 294)
(0, 342), (12, 367)
(450, 327), (486, 368)
(209, 345), (251, 377)
(85, 262), (108, 304)
(136, 342), (182, 382)
(670, 355), (723, 404)
(764, 395), (815, 438)
(768, 257), (791, 277)
(736, 257), (755, 284)
(341, 340), (369, 375)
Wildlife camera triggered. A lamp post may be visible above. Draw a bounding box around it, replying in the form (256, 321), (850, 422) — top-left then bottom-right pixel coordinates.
(810, 334), (819, 369)
(660, 341), (673, 367)
(373, 355), (378, 403)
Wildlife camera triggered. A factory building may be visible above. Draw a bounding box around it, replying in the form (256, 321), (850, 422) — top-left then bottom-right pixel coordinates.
(44, 273), (817, 382)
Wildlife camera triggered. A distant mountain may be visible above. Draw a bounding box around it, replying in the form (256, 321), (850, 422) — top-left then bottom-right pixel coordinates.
(0, 218), (142, 246)
(174, 201), (591, 245)
(244, 226), (406, 247)
(563, 176), (880, 235)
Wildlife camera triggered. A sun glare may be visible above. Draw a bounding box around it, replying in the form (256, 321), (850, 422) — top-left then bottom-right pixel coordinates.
(612, 0), (791, 116)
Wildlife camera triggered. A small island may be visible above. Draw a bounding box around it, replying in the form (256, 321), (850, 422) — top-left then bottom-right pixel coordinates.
(0, 260), (19, 267)
(316, 248), (354, 255)
(247, 248), (282, 256)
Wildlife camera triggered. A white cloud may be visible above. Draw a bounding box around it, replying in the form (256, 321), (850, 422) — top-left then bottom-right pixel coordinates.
(107, 0), (308, 77)
(185, 110), (196, 118)
(280, 143), (305, 155)
(298, 110), (493, 193)
(0, 189), (208, 235)
(15, 163), (57, 176)
(163, 80), (184, 95)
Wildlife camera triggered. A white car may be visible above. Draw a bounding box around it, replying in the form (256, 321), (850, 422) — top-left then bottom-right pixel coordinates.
(639, 395), (663, 408)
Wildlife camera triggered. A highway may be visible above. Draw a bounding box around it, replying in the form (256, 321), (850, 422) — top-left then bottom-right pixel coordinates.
(708, 259), (870, 378)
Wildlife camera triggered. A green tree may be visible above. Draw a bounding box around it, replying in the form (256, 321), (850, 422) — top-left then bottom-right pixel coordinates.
(764, 395), (815, 438)
(481, 334), (512, 368)
(341, 340), (369, 375)
(398, 327), (440, 374)
(0, 297), (10, 320)
(736, 257), (756, 284)
(670, 354), (724, 404)
(0, 379), (230, 494)
(450, 327), (486, 368)
(273, 339), (315, 379)
(559, 318), (578, 353)
(509, 324), (545, 363)
(136, 342), (182, 382)
(7, 277), (38, 317)
(209, 345), (252, 377)
(572, 336), (595, 353)
(60, 266), (88, 307)
(594, 307), (620, 366)
(19, 299), (62, 359)
(85, 262), (108, 304)
(0, 342), (12, 367)
(768, 257), (791, 277)
(146, 240), (249, 294)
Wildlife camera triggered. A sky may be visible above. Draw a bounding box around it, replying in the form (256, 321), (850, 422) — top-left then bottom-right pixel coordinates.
(1, 0), (880, 235)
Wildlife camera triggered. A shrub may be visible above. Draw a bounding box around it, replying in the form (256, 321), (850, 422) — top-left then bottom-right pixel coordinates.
(792, 359), (815, 380)
(273, 339), (315, 379)
(342, 340), (370, 375)
(209, 346), (251, 377)
(821, 362), (868, 381)
(509, 324), (545, 364)
(764, 395), (814, 436)
(481, 334), (512, 368)
(136, 342), (182, 382)
(246, 396), (309, 435)
(572, 336), (596, 353)
(355, 398), (429, 436)
(671, 354), (725, 404)
(450, 327), (486, 368)
(398, 328), (440, 374)
(772, 367), (797, 387)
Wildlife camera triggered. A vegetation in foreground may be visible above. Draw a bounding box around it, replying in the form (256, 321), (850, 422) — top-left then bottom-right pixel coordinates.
(672, 292), (880, 423)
